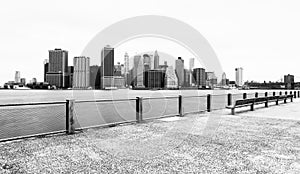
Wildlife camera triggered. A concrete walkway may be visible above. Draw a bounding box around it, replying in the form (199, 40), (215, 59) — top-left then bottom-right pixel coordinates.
(232, 98), (300, 120)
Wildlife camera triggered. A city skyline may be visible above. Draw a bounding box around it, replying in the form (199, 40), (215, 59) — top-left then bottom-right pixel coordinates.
(1, 1), (300, 85)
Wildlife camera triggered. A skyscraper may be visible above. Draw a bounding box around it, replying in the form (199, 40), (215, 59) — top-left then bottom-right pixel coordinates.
(101, 45), (114, 89)
(44, 59), (49, 82)
(143, 54), (151, 71)
(46, 48), (68, 88)
(15, 71), (20, 83)
(221, 72), (227, 86)
(90, 65), (101, 89)
(193, 68), (206, 88)
(144, 70), (165, 89)
(235, 67), (243, 87)
(124, 52), (129, 74)
(175, 57), (185, 87)
(133, 54), (145, 88)
(154, 50), (159, 69)
(73, 56), (90, 89)
(189, 58), (195, 86)
(284, 74), (295, 89)
(165, 66), (178, 89)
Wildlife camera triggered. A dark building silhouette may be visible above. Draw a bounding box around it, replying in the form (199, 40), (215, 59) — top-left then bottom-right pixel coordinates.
(284, 74), (295, 89)
(44, 59), (49, 82)
(144, 70), (165, 89)
(90, 65), (101, 89)
(101, 45), (114, 89)
(193, 68), (206, 88)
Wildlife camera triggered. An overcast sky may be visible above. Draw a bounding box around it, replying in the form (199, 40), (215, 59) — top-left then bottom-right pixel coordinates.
(1, 0), (300, 85)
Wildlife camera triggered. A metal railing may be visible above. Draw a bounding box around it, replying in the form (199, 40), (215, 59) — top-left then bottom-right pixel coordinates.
(0, 90), (299, 142)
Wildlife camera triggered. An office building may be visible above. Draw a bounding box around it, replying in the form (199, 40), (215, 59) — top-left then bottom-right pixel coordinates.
(184, 69), (190, 87)
(15, 71), (21, 83)
(193, 68), (206, 88)
(154, 50), (159, 69)
(73, 57), (90, 89)
(20, 78), (26, 85)
(124, 52), (129, 74)
(235, 67), (243, 87)
(101, 45), (114, 89)
(90, 65), (101, 89)
(46, 48), (69, 88)
(189, 58), (195, 86)
(68, 66), (74, 88)
(133, 54), (145, 88)
(221, 72), (227, 86)
(284, 74), (295, 89)
(44, 59), (49, 82)
(165, 66), (178, 89)
(144, 70), (165, 89)
(206, 72), (218, 88)
(114, 62), (122, 76)
(175, 57), (185, 87)
(143, 54), (151, 71)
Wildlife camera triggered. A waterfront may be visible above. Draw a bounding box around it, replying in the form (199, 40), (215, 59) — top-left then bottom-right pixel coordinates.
(0, 89), (294, 140)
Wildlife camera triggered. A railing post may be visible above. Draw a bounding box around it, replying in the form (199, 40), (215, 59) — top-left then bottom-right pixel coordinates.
(265, 92), (268, 107)
(136, 97), (143, 123)
(179, 95), (183, 117)
(279, 91), (282, 96)
(207, 94), (211, 112)
(255, 92), (258, 98)
(285, 91), (288, 95)
(298, 91), (300, 98)
(66, 99), (75, 134)
(243, 93), (247, 99)
(228, 93), (232, 106)
(294, 91), (297, 98)
(273, 92), (276, 96)
(290, 91), (293, 95)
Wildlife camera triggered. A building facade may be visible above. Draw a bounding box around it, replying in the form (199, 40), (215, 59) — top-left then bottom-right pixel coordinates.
(235, 67), (243, 87)
(175, 57), (185, 87)
(90, 65), (101, 89)
(154, 50), (159, 69)
(193, 68), (206, 88)
(101, 45), (114, 89)
(46, 48), (69, 88)
(284, 74), (295, 89)
(73, 56), (90, 89)
(144, 70), (165, 89)
(165, 66), (178, 89)
(15, 71), (20, 83)
(133, 54), (145, 88)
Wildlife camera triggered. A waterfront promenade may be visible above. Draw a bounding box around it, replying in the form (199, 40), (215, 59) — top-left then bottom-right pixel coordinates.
(0, 99), (299, 173)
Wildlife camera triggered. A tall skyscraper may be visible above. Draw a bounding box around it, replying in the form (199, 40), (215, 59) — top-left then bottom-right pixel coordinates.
(175, 57), (185, 87)
(73, 56), (90, 89)
(133, 54), (145, 88)
(44, 59), (49, 82)
(149, 54), (154, 69)
(193, 68), (206, 88)
(46, 48), (68, 88)
(101, 45), (114, 89)
(189, 58), (195, 85)
(15, 71), (20, 83)
(235, 67), (243, 87)
(154, 50), (159, 69)
(143, 54), (151, 71)
(124, 52), (129, 74)
(222, 72), (227, 86)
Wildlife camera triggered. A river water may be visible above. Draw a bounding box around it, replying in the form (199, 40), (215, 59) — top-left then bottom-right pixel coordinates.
(0, 89), (291, 140)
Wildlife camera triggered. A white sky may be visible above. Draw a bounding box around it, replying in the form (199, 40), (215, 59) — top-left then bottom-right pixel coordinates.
(1, 0), (300, 85)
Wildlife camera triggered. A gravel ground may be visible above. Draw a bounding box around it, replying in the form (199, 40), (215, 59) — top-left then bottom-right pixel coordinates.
(0, 112), (300, 173)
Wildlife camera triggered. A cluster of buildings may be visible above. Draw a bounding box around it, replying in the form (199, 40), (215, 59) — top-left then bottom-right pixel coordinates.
(5, 44), (298, 90)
